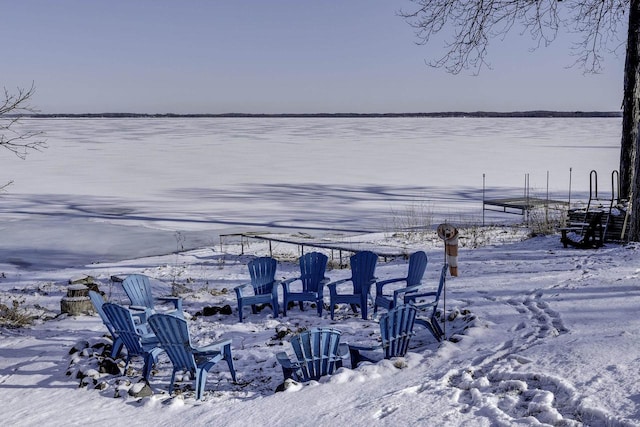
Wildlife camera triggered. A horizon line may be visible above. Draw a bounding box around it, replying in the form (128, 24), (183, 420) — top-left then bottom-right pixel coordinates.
(20, 110), (622, 119)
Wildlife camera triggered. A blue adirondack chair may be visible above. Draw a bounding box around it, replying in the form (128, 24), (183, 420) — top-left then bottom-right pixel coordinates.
(276, 327), (349, 382)
(122, 274), (183, 321)
(147, 313), (237, 400)
(327, 250), (378, 320)
(88, 290), (124, 358)
(281, 252), (329, 317)
(349, 304), (418, 367)
(234, 257), (280, 322)
(407, 263), (448, 342)
(374, 251), (428, 314)
(102, 303), (164, 381)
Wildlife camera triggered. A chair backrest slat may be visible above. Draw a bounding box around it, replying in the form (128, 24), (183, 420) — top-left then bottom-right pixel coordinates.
(299, 252), (328, 292)
(290, 328), (342, 381)
(350, 251), (378, 294)
(248, 257), (278, 295)
(380, 305), (417, 359)
(148, 314), (196, 372)
(89, 290), (113, 332)
(103, 303), (144, 355)
(122, 274), (154, 309)
(406, 251), (428, 286)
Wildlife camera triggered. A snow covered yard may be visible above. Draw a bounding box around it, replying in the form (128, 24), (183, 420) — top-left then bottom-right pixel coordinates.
(1, 228), (640, 426)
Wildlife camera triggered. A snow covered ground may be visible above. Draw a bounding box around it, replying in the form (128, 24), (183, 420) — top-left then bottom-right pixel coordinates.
(2, 117), (638, 426)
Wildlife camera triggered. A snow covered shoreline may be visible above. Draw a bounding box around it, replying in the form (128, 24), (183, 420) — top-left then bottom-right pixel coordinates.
(2, 229), (640, 426)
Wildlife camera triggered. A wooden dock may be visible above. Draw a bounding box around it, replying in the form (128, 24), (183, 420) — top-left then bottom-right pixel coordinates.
(219, 232), (409, 265)
(483, 197), (568, 215)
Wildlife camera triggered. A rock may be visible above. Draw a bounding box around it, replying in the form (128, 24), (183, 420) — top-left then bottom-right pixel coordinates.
(91, 341), (107, 353)
(99, 357), (122, 375)
(129, 381), (153, 398)
(80, 376), (96, 388)
(200, 304), (233, 316)
(201, 306), (217, 316)
(86, 282), (101, 293)
(275, 378), (301, 393)
(69, 340), (90, 355)
(95, 381), (109, 391)
(69, 275), (96, 285)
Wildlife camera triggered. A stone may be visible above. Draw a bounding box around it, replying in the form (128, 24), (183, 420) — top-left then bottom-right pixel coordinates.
(199, 304), (233, 316)
(69, 340), (90, 355)
(128, 381), (153, 398)
(99, 358), (122, 376)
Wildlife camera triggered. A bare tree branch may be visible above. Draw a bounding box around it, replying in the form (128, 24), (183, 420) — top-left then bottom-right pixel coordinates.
(0, 180), (14, 192)
(400, 0), (626, 75)
(564, 0), (628, 73)
(0, 83), (46, 160)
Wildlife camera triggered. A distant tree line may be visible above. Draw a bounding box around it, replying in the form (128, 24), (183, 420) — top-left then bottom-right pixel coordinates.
(22, 111), (621, 119)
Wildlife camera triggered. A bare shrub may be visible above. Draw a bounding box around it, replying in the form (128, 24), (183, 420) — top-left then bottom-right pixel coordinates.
(388, 200), (434, 241)
(527, 207), (567, 237)
(0, 297), (34, 328)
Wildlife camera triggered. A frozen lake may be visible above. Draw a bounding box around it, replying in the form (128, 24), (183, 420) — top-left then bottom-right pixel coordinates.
(0, 117), (621, 267)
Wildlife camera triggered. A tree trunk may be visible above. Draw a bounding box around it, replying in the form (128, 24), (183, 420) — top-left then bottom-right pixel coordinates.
(622, 0), (640, 241)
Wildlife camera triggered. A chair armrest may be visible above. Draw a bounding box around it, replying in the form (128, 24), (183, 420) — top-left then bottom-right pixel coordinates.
(276, 351), (302, 380)
(347, 343), (381, 352)
(140, 332), (160, 347)
(327, 278), (350, 295)
(337, 342), (350, 359)
(280, 277), (300, 292)
(130, 310), (147, 324)
(194, 339), (232, 354)
(409, 290), (438, 312)
(136, 324), (151, 335)
(280, 277), (300, 288)
(375, 277), (404, 294)
(412, 301), (438, 312)
(276, 351), (298, 369)
(129, 306), (150, 324)
(157, 296), (182, 311)
(392, 284), (422, 305)
(327, 278), (350, 287)
(234, 283), (252, 298)
(348, 342), (381, 367)
(404, 291), (436, 304)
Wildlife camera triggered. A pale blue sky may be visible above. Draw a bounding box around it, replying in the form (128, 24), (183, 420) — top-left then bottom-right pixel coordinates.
(2, 0), (627, 114)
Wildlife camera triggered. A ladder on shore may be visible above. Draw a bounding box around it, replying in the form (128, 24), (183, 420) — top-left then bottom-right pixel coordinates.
(566, 170), (620, 245)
